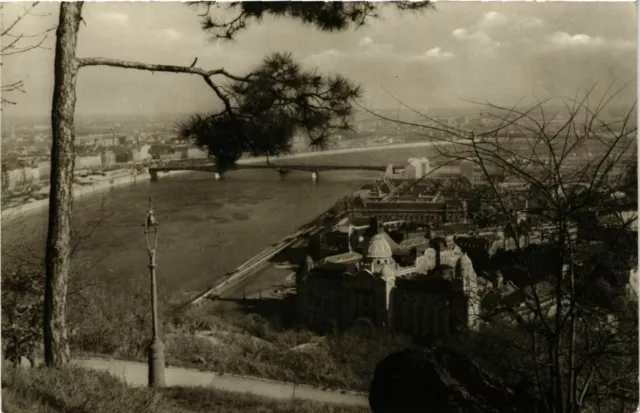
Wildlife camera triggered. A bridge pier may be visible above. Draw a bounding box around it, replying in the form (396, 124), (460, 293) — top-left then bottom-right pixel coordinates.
(150, 170), (159, 182)
(311, 171), (319, 182)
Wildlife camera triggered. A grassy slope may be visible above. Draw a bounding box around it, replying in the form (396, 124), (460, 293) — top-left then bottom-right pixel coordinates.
(1, 365), (369, 413)
(70, 300), (412, 392)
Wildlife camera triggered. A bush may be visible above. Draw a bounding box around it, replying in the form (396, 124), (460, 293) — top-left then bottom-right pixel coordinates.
(1, 265), (43, 366)
(2, 365), (185, 413)
(68, 281), (153, 357)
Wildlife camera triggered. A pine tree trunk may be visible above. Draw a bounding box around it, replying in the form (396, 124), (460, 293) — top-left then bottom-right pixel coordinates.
(44, 2), (84, 367)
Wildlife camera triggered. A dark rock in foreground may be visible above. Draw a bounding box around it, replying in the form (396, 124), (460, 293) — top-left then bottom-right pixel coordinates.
(369, 347), (541, 413)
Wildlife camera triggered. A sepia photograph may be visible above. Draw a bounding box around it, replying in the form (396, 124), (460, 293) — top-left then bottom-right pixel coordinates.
(0, 1), (638, 413)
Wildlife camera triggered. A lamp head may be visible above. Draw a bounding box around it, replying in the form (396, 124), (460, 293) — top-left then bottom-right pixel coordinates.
(146, 210), (159, 228)
(145, 198), (160, 229)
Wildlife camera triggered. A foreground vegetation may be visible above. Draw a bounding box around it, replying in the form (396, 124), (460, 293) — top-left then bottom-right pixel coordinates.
(1, 364), (369, 413)
(2, 192), (396, 393)
(67, 291), (411, 392)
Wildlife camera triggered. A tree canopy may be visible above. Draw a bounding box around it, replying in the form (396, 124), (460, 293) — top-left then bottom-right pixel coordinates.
(177, 2), (432, 171)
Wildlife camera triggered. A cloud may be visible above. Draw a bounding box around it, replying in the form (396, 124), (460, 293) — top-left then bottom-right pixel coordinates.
(452, 28), (499, 49)
(549, 31), (604, 47)
(479, 11), (507, 28)
(451, 28), (502, 60)
(96, 12), (130, 25)
(304, 49), (342, 64)
(609, 39), (636, 50)
(162, 28), (182, 40)
(547, 31), (634, 50)
(451, 28), (468, 40)
(358, 37), (374, 47)
(517, 16), (544, 29)
(413, 47), (455, 62)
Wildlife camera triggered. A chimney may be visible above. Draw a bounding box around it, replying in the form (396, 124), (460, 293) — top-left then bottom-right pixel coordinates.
(369, 217), (379, 234)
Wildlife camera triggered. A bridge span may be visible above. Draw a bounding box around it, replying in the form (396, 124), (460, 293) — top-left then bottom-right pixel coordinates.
(148, 161), (388, 181)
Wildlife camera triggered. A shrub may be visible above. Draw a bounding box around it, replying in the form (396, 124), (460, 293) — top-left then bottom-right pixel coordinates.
(2, 365), (185, 413)
(1, 265), (43, 366)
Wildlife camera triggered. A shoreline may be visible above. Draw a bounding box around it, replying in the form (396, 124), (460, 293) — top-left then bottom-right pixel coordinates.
(0, 136), (509, 220)
(1, 170), (191, 220)
(184, 200), (343, 309)
(2, 140), (441, 220)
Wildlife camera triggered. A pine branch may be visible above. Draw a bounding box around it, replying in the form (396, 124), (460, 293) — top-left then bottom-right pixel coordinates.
(77, 57), (253, 82)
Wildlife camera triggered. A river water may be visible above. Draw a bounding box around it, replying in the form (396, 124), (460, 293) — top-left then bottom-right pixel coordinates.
(2, 146), (437, 298)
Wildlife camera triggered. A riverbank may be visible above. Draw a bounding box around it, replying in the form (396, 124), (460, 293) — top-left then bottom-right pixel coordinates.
(1, 140), (451, 220)
(184, 194), (347, 309)
(0, 169), (191, 220)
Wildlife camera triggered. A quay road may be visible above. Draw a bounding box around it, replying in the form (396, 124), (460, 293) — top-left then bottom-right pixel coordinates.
(34, 357), (368, 407)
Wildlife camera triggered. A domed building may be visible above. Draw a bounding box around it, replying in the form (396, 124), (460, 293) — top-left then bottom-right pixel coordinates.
(363, 234), (395, 270)
(296, 228), (485, 336)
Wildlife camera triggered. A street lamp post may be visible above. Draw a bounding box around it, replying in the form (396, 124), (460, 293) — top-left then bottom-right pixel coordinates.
(143, 198), (166, 388)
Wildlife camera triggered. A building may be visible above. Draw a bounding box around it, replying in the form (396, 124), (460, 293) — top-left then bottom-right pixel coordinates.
(132, 150), (143, 163)
(37, 160), (50, 182)
(348, 196), (469, 226)
(101, 150), (116, 167)
(187, 147), (208, 159)
(3, 166), (40, 192)
(139, 144), (151, 160)
(460, 160), (474, 183)
(159, 152), (182, 162)
(404, 157), (430, 180)
(75, 154), (102, 170)
(297, 232), (483, 337)
(114, 150), (133, 164)
(398, 155), (505, 185)
(296, 214), (575, 338)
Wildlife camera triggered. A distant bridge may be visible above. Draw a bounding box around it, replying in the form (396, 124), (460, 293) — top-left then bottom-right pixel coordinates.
(148, 160), (388, 181)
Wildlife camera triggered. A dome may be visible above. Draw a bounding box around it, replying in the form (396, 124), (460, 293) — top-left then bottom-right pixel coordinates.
(367, 234), (393, 259)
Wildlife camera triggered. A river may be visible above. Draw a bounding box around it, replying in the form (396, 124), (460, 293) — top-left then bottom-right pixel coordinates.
(2, 145), (442, 299)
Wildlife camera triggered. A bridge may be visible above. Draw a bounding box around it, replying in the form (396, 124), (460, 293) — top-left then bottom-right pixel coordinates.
(148, 159), (388, 181)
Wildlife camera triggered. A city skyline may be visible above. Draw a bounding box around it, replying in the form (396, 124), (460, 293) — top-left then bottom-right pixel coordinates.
(2, 1), (637, 119)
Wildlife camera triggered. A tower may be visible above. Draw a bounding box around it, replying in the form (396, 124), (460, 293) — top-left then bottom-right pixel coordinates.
(454, 254), (481, 331)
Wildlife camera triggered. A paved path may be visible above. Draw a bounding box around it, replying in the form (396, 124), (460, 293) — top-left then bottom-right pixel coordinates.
(62, 357), (369, 407)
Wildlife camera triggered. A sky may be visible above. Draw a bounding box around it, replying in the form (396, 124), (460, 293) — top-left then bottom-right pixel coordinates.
(1, 1), (637, 118)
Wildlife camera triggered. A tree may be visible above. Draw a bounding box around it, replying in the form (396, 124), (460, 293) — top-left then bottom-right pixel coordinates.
(43, 1), (432, 366)
(366, 85), (637, 413)
(1, 2), (55, 107)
